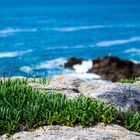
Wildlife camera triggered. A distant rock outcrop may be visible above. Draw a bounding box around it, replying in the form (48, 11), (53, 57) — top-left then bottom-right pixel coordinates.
(64, 57), (83, 69)
(89, 56), (135, 82)
(64, 56), (140, 82)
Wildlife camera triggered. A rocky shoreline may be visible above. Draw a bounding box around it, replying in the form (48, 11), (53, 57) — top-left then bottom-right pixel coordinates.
(64, 56), (140, 82)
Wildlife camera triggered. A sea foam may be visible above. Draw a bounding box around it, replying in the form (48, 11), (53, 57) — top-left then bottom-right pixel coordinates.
(44, 25), (105, 32)
(73, 60), (93, 73)
(96, 37), (140, 47)
(0, 28), (37, 37)
(125, 48), (140, 53)
(130, 59), (140, 64)
(43, 24), (135, 33)
(20, 66), (32, 73)
(125, 48), (140, 56)
(0, 49), (33, 58)
(45, 45), (84, 50)
(35, 58), (67, 69)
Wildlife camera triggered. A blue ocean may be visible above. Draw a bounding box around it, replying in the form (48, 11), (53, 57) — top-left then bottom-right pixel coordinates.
(0, 1), (140, 77)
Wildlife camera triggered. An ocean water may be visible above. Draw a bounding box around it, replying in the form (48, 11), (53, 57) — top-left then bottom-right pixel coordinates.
(0, 2), (140, 78)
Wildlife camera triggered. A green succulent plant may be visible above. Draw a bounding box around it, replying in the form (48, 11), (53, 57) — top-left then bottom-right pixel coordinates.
(0, 78), (139, 135)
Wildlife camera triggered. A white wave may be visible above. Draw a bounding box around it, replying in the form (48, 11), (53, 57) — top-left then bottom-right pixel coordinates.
(73, 60), (93, 73)
(130, 59), (140, 64)
(0, 49), (33, 58)
(35, 58), (67, 69)
(20, 66), (32, 73)
(125, 48), (140, 53)
(32, 58), (101, 80)
(44, 46), (70, 50)
(43, 24), (137, 33)
(45, 45), (84, 50)
(0, 28), (37, 37)
(44, 25), (105, 32)
(96, 37), (140, 47)
(61, 60), (101, 80)
(125, 48), (140, 57)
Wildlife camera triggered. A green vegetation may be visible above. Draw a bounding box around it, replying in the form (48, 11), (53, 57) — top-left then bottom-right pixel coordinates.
(0, 78), (140, 135)
(30, 77), (52, 85)
(119, 77), (140, 84)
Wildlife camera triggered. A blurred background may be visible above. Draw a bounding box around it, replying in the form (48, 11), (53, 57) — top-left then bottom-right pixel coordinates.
(0, 0), (140, 77)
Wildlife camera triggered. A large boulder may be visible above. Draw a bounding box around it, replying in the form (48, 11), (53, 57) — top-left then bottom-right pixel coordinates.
(79, 82), (140, 112)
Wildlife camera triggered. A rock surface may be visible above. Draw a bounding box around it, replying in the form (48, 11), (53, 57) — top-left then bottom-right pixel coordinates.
(30, 76), (140, 112)
(29, 77), (84, 99)
(1, 124), (140, 140)
(64, 56), (140, 82)
(79, 82), (140, 112)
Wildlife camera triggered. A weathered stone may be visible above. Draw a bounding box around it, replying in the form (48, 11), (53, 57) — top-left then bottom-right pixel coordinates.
(44, 77), (82, 91)
(30, 77), (140, 112)
(79, 82), (140, 112)
(1, 124), (140, 140)
(29, 76), (84, 99)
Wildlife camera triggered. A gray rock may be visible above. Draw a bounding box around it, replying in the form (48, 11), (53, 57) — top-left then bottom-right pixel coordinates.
(133, 81), (140, 88)
(1, 124), (140, 140)
(29, 77), (140, 112)
(31, 76), (85, 99)
(79, 83), (140, 112)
